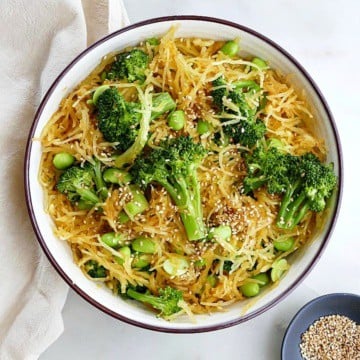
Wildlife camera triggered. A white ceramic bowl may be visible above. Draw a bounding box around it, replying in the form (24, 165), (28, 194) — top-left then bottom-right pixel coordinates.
(24, 16), (342, 333)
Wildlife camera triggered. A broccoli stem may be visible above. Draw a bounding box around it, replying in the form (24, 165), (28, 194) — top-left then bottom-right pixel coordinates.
(160, 175), (206, 241)
(76, 187), (100, 205)
(277, 181), (309, 229)
(126, 288), (162, 310)
(92, 159), (108, 200)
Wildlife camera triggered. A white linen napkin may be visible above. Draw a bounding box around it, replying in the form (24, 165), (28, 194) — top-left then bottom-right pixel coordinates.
(0, 1), (129, 359)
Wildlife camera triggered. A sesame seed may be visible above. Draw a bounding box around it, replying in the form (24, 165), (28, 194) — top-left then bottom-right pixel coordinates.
(300, 315), (360, 360)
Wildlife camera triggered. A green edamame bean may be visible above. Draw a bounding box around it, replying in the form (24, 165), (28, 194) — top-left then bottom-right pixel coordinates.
(132, 254), (151, 269)
(208, 225), (232, 241)
(240, 282), (260, 297)
(167, 110), (185, 130)
(207, 275), (217, 287)
(131, 236), (156, 254)
(197, 120), (211, 135)
(252, 273), (270, 287)
(115, 246), (131, 265)
(194, 258), (206, 268)
(274, 237), (295, 252)
(103, 168), (132, 185)
(100, 232), (126, 249)
(251, 57), (268, 69)
(220, 40), (239, 57)
(118, 211), (130, 224)
(270, 259), (289, 282)
(124, 185), (149, 219)
(53, 152), (75, 170)
(163, 256), (189, 276)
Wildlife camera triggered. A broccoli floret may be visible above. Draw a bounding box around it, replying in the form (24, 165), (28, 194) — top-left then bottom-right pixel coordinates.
(56, 159), (110, 207)
(211, 76), (228, 111)
(95, 87), (176, 167)
(126, 286), (183, 317)
(84, 260), (107, 278)
(276, 153), (337, 229)
(130, 136), (207, 241)
(96, 87), (141, 152)
(243, 142), (337, 229)
(223, 260), (233, 272)
(211, 76), (266, 148)
(223, 118), (266, 148)
(107, 49), (149, 83)
(57, 165), (100, 206)
(243, 143), (295, 195)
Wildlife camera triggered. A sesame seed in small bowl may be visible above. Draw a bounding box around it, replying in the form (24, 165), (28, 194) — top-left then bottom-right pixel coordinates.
(281, 293), (360, 360)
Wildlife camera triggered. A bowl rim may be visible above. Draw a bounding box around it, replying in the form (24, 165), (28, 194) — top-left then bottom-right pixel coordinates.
(24, 15), (343, 333)
(281, 293), (360, 359)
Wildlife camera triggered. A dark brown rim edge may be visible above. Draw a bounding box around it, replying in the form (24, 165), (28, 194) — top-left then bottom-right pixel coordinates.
(24, 15), (343, 334)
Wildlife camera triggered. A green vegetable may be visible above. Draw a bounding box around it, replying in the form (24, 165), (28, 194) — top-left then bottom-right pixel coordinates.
(220, 40), (239, 57)
(208, 225), (232, 241)
(233, 80), (261, 92)
(94, 87), (175, 168)
(131, 136), (207, 241)
(207, 275), (217, 287)
(100, 232), (126, 249)
(243, 141), (337, 229)
(118, 211), (130, 224)
(167, 110), (185, 130)
(146, 37), (160, 46)
(115, 246), (131, 265)
(56, 165), (100, 206)
(103, 168), (132, 185)
(197, 120), (211, 135)
(92, 85), (110, 104)
(132, 254), (151, 269)
(150, 92), (177, 120)
(211, 76), (266, 148)
(126, 286), (183, 317)
(273, 237), (295, 252)
(103, 170), (148, 223)
(123, 185), (149, 220)
(194, 259), (206, 268)
(107, 49), (149, 83)
(53, 152), (75, 170)
(100, 71), (107, 81)
(95, 87), (141, 153)
(223, 260), (233, 272)
(240, 282), (260, 297)
(86, 158), (108, 200)
(163, 256), (189, 277)
(56, 158), (110, 207)
(131, 236), (156, 254)
(84, 260), (107, 278)
(252, 273), (270, 287)
(270, 258), (289, 282)
(77, 199), (93, 210)
(252, 57), (268, 70)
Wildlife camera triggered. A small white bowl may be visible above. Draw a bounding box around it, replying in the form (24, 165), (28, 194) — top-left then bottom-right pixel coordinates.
(24, 16), (343, 333)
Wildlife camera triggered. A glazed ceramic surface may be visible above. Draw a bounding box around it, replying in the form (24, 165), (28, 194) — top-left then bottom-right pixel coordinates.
(25, 16), (342, 332)
(282, 293), (360, 359)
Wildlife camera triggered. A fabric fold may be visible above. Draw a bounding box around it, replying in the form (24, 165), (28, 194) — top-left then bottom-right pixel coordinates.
(0, 1), (129, 359)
